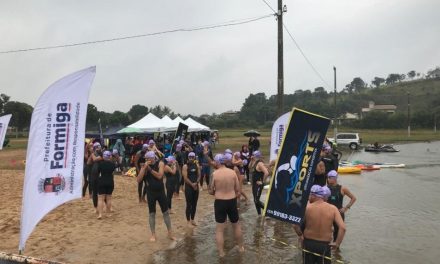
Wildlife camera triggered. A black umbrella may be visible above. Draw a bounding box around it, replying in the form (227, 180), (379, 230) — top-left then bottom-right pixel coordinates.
(244, 130), (260, 137)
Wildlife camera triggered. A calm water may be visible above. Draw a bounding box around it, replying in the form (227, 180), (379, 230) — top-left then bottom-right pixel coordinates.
(150, 141), (440, 264)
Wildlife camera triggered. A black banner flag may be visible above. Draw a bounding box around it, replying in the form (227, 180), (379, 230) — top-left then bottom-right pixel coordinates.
(263, 108), (330, 224)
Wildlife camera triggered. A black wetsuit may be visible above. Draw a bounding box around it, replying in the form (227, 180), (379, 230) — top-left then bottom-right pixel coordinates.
(145, 161), (168, 213)
(136, 150), (147, 199)
(98, 160), (116, 195)
(90, 153), (102, 208)
(240, 151), (250, 182)
(321, 154), (339, 174)
(82, 154), (90, 197)
(251, 160), (265, 215)
(313, 173), (327, 187)
(185, 162), (199, 221)
(165, 167), (177, 209)
(328, 184), (344, 242)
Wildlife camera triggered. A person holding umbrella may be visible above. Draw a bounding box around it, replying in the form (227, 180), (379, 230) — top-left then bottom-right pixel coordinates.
(244, 130), (260, 155)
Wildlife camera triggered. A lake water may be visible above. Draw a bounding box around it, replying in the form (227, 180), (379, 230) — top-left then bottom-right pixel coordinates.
(150, 141), (440, 264)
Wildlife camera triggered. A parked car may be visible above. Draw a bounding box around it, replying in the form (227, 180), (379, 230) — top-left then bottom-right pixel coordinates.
(328, 133), (361, 150)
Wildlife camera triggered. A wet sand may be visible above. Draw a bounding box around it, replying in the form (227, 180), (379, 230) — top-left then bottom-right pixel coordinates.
(0, 150), (253, 264)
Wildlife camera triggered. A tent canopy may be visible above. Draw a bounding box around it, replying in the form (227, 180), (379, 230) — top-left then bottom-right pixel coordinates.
(184, 117), (210, 132)
(118, 113), (210, 133)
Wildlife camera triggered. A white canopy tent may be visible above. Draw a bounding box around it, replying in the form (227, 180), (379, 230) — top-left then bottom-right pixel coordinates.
(119, 113), (165, 133)
(118, 114), (210, 133)
(184, 117), (210, 132)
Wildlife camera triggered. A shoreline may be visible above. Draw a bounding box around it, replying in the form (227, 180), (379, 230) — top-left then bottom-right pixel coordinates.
(0, 168), (253, 264)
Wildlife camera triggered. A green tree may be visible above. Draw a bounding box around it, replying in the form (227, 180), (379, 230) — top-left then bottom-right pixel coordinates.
(386, 74), (401, 85)
(239, 93), (269, 125)
(127, 104), (149, 122)
(0, 93), (10, 114)
(407, 70), (416, 80)
(109, 111), (130, 127)
(3, 101), (33, 130)
(371, 77), (385, 88)
(86, 104), (100, 130)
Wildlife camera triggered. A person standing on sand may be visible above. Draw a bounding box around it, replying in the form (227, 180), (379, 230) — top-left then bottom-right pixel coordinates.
(182, 152), (201, 227)
(97, 151), (116, 219)
(89, 142), (103, 212)
(164, 155), (178, 214)
(137, 151), (175, 242)
(326, 170), (356, 244)
(294, 185), (346, 264)
(209, 153), (244, 257)
(249, 151), (269, 215)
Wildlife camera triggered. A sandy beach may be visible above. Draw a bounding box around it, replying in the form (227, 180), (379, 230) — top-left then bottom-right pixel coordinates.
(0, 149), (253, 264)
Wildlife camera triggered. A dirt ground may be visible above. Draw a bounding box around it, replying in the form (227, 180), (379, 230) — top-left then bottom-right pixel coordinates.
(0, 149), (254, 264)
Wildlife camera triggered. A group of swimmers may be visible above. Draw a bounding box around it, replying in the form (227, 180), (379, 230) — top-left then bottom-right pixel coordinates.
(83, 137), (356, 261)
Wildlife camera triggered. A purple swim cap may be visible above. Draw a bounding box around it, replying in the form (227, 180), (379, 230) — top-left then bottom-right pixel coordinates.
(103, 150), (112, 159)
(145, 151), (156, 159)
(327, 170), (338, 178)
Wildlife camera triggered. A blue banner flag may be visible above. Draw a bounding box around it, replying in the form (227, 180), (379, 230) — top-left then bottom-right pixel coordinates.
(263, 108), (330, 225)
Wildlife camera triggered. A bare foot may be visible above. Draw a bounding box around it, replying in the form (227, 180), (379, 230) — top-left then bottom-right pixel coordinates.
(238, 245), (245, 253)
(187, 222), (194, 228)
(97, 215), (102, 220)
(149, 235), (156, 242)
(169, 209), (175, 214)
(219, 251), (225, 258)
(191, 220), (198, 226)
(168, 232), (176, 241)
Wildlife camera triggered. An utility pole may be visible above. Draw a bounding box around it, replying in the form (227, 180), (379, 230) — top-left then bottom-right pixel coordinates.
(407, 92), (411, 137)
(276, 0), (285, 117)
(333, 66), (337, 137)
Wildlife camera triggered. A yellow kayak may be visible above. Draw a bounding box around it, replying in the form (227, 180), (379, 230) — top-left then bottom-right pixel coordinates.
(338, 166), (362, 174)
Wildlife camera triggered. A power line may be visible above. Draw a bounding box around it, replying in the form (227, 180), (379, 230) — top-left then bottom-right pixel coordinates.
(0, 14), (274, 54)
(283, 23), (332, 89)
(258, 0), (332, 89)
(260, 0), (277, 13)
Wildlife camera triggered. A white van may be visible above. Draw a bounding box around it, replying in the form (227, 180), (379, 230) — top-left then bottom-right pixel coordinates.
(328, 133), (361, 150)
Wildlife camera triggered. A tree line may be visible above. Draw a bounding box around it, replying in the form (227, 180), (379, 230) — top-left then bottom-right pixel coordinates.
(1, 66), (439, 131)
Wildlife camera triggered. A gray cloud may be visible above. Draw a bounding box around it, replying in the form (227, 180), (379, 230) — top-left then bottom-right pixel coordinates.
(1, 0), (439, 116)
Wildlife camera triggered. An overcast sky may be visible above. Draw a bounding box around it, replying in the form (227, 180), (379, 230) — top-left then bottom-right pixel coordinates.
(1, 0), (439, 116)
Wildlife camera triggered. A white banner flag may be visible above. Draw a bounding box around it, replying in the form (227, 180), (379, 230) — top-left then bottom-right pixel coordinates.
(0, 114), (12, 150)
(19, 66), (96, 251)
(270, 112), (290, 162)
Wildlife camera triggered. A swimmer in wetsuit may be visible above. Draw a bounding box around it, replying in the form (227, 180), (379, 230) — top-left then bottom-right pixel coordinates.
(137, 151), (175, 242)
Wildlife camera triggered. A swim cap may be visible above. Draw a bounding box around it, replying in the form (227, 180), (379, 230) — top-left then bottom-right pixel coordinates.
(327, 170), (338, 178)
(242, 159), (248, 166)
(145, 151), (156, 159)
(234, 151), (241, 158)
(224, 149), (233, 154)
(321, 186), (331, 199)
(188, 152), (196, 158)
(176, 144), (182, 151)
(103, 150), (112, 159)
(252, 150), (262, 158)
(165, 155), (176, 163)
(149, 139), (155, 145)
(93, 142), (101, 149)
(310, 185), (325, 198)
(214, 153), (224, 164)
(203, 141), (210, 147)
(142, 144), (149, 151)
(223, 153), (233, 162)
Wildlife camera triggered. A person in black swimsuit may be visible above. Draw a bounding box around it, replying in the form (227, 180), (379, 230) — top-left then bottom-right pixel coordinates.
(97, 150), (116, 219)
(137, 151), (175, 242)
(182, 152), (201, 227)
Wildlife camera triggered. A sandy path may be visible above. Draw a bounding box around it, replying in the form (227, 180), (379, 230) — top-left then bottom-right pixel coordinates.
(0, 167), (249, 263)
